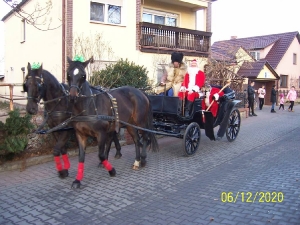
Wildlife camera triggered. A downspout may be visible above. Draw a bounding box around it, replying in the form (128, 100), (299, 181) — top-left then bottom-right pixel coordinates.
(62, 0), (66, 83)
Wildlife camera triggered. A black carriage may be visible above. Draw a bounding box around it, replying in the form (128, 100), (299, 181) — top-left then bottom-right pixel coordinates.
(148, 88), (241, 156)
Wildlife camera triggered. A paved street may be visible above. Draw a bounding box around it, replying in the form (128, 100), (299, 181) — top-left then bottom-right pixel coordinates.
(0, 105), (300, 225)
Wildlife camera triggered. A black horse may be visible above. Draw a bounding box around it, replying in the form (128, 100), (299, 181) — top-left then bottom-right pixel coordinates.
(23, 63), (122, 179)
(67, 56), (159, 188)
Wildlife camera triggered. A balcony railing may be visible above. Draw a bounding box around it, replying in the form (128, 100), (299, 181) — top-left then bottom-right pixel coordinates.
(139, 22), (212, 57)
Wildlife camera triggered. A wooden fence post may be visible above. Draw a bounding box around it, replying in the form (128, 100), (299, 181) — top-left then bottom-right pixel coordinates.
(9, 84), (13, 111)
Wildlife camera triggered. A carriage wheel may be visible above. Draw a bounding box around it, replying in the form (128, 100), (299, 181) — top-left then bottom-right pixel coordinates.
(182, 122), (201, 156)
(226, 109), (241, 142)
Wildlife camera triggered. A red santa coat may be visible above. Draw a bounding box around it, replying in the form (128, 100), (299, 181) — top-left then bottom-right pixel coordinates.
(201, 87), (224, 117)
(178, 69), (205, 101)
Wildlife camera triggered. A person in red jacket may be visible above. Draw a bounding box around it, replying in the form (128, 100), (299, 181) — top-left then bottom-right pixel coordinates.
(178, 59), (206, 117)
(201, 85), (224, 117)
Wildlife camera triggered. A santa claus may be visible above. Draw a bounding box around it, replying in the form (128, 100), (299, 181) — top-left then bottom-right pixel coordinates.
(178, 59), (206, 117)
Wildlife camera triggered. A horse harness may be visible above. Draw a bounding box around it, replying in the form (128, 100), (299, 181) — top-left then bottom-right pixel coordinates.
(68, 85), (120, 133)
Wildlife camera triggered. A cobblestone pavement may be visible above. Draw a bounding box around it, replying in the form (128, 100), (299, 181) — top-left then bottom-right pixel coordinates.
(0, 105), (299, 225)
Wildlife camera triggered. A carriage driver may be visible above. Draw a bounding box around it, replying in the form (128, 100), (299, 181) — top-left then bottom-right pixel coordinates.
(178, 59), (206, 117)
(155, 52), (187, 97)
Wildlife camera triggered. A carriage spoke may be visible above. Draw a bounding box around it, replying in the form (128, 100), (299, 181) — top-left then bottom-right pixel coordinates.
(226, 109), (241, 142)
(183, 122), (201, 156)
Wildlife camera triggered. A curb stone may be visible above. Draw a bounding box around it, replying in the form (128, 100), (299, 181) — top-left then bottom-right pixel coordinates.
(0, 140), (126, 172)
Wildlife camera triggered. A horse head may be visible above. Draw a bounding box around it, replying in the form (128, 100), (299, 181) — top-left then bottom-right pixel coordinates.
(24, 62), (45, 115)
(67, 56), (94, 100)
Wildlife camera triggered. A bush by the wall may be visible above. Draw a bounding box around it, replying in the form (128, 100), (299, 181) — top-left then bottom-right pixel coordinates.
(89, 58), (151, 89)
(0, 109), (34, 154)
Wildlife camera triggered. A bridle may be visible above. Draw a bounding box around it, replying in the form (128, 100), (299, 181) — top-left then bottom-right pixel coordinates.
(68, 67), (86, 97)
(23, 74), (45, 103)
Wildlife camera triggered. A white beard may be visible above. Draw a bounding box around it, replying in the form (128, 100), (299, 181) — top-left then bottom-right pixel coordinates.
(187, 67), (199, 90)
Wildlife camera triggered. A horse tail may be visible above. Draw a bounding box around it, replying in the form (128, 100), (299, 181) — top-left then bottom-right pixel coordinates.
(145, 93), (159, 152)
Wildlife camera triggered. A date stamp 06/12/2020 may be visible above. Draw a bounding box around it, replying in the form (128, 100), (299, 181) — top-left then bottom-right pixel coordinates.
(220, 192), (284, 203)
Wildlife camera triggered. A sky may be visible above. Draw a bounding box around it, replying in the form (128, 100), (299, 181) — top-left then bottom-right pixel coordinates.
(211, 0), (300, 43)
(0, 0), (300, 74)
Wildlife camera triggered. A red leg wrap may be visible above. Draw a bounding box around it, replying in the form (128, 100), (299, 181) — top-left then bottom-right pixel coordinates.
(76, 162), (84, 181)
(102, 160), (113, 171)
(54, 156), (62, 171)
(62, 154), (70, 169)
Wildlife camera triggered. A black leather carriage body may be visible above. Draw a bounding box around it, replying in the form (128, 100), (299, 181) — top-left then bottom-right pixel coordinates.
(148, 95), (203, 117)
(149, 95), (179, 115)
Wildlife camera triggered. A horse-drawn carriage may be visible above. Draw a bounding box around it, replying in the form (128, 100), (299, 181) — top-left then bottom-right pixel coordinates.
(23, 58), (241, 188)
(148, 87), (241, 156)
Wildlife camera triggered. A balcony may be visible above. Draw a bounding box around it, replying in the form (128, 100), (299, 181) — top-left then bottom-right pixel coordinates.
(139, 22), (212, 57)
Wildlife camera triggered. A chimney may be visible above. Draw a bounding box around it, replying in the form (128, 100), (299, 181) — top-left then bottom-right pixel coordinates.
(231, 36), (237, 40)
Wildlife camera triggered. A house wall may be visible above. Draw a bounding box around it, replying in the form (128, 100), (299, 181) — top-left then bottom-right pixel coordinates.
(142, 0), (197, 29)
(234, 48), (254, 74)
(257, 65), (278, 80)
(72, 0), (208, 85)
(276, 37), (300, 90)
(1, 0), (62, 104)
(1, 0), (212, 106)
(260, 43), (274, 59)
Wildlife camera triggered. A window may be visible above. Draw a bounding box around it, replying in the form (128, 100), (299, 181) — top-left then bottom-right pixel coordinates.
(142, 9), (178, 27)
(250, 51), (260, 60)
(90, 1), (123, 25)
(280, 75), (288, 88)
(264, 72), (269, 78)
(293, 53), (297, 65)
(20, 19), (26, 43)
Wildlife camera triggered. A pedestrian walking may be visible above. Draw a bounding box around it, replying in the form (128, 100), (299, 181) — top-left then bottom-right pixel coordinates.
(270, 85), (277, 113)
(278, 93), (285, 110)
(247, 81), (257, 116)
(287, 86), (297, 112)
(257, 85), (266, 110)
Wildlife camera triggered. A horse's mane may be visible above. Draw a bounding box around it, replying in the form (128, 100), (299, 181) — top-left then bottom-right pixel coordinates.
(90, 85), (109, 92)
(41, 69), (60, 85)
(83, 80), (108, 93)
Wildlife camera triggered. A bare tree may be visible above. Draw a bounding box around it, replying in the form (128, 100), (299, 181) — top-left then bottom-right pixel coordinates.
(206, 44), (253, 91)
(73, 32), (116, 82)
(3, 0), (61, 31)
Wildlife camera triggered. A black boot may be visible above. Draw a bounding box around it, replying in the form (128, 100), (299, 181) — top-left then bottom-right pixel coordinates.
(184, 101), (193, 117)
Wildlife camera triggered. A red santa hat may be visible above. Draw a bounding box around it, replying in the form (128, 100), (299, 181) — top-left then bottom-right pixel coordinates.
(190, 59), (198, 66)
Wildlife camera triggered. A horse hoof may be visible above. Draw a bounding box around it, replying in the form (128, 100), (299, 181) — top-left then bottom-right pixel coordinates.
(141, 161), (147, 167)
(58, 169), (69, 178)
(132, 165), (139, 170)
(109, 168), (116, 177)
(114, 153), (122, 159)
(71, 179), (81, 189)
